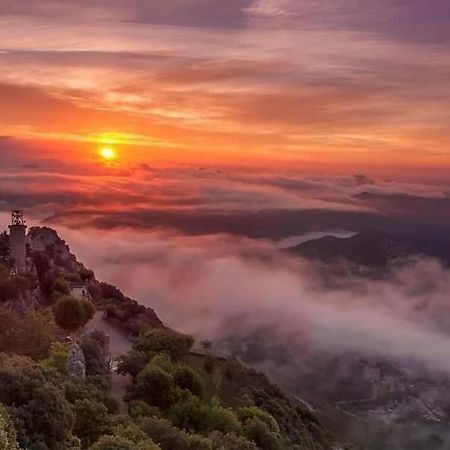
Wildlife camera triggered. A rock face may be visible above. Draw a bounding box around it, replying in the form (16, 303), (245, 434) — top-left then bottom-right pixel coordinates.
(27, 226), (163, 332)
(80, 330), (111, 376)
(67, 342), (86, 379)
(28, 227), (78, 271)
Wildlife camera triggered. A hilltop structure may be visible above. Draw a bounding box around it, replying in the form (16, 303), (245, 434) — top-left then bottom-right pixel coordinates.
(8, 210), (27, 273)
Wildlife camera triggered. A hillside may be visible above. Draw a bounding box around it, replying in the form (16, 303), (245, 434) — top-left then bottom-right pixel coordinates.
(289, 231), (450, 270)
(0, 226), (351, 450)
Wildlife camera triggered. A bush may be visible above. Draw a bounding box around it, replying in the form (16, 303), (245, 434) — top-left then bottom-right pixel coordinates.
(209, 431), (257, 450)
(43, 341), (69, 374)
(117, 350), (150, 378)
(51, 277), (71, 296)
(138, 416), (192, 450)
(64, 377), (117, 414)
(132, 366), (174, 410)
(187, 434), (212, 450)
(173, 366), (203, 397)
(243, 418), (283, 450)
(207, 403), (242, 435)
(80, 331), (110, 376)
(53, 296), (95, 332)
(0, 356), (74, 449)
(89, 434), (160, 450)
(169, 394), (241, 435)
(129, 401), (161, 420)
(169, 394), (211, 434)
(237, 406), (279, 433)
(0, 405), (20, 450)
(134, 328), (193, 362)
(0, 308), (56, 360)
(72, 399), (109, 447)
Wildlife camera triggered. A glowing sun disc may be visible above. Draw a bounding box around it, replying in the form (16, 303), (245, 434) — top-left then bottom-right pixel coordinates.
(99, 147), (117, 161)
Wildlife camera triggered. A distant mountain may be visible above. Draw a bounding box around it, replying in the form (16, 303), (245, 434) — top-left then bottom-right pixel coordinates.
(289, 231), (450, 268)
(354, 191), (450, 226)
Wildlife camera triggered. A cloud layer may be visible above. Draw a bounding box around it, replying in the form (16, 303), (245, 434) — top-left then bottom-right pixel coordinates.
(1, 146), (449, 239)
(63, 226), (450, 375)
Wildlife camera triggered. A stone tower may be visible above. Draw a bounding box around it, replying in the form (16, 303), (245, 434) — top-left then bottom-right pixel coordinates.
(9, 210), (27, 273)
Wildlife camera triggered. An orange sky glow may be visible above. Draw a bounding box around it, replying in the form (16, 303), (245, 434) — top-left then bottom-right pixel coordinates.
(0, 1), (449, 179)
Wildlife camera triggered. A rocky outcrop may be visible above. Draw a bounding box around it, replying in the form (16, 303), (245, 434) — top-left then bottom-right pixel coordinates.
(67, 342), (86, 379)
(28, 227), (79, 272)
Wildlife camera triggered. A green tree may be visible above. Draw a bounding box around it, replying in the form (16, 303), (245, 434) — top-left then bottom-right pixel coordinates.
(187, 434), (212, 450)
(117, 350), (149, 377)
(53, 296), (95, 332)
(209, 431), (257, 450)
(0, 355), (74, 449)
(132, 366), (174, 410)
(80, 331), (110, 376)
(138, 416), (191, 450)
(0, 308), (20, 352)
(243, 418), (283, 450)
(90, 435), (159, 450)
(169, 394), (210, 434)
(72, 399), (109, 448)
(0, 405), (20, 450)
(207, 402), (242, 435)
(90, 424), (160, 450)
(169, 394), (241, 436)
(134, 328), (193, 362)
(42, 341), (69, 374)
(173, 366), (203, 397)
(0, 308), (56, 360)
(64, 377), (117, 414)
(16, 310), (56, 360)
(237, 407), (279, 433)
(51, 277), (71, 296)
(128, 401), (161, 420)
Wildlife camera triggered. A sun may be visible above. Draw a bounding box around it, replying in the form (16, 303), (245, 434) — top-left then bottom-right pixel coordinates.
(99, 147), (117, 162)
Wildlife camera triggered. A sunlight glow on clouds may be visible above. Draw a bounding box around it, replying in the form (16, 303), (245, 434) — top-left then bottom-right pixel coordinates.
(0, 0), (449, 171)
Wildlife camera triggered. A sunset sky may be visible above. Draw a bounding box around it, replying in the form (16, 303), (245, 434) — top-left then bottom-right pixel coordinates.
(2, 0), (450, 167)
(1, 1), (450, 386)
(0, 1), (449, 233)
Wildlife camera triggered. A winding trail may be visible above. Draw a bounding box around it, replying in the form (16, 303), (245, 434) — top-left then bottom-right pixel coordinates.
(334, 384), (379, 423)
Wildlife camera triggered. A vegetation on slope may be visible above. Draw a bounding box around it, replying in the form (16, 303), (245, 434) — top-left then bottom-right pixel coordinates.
(0, 227), (349, 449)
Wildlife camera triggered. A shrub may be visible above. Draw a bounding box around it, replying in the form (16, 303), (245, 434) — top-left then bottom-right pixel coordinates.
(132, 366), (174, 410)
(237, 406), (279, 433)
(43, 341), (69, 374)
(51, 277), (71, 296)
(169, 394), (241, 436)
(134, 328), (193, 362)
(209, 431), (257, 450)
(80, 331), (110, 376)
(0, 405), (20, 450)
(0, 308), (56, 360)
(117, 350), (150, 377)
(243, 418), (283, 450)
(53, 296), (95, 332)
(72, 399), (109, 447)
(173, 366), (203, 397)
(138, 416), (191, 450)
(128, 401), (161, 420)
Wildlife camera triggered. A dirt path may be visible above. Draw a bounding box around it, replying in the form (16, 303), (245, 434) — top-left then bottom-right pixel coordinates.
(334, 384), (379, 423)
(88, 313), (133, 412)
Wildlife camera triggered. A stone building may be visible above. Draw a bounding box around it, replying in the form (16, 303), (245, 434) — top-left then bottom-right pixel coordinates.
(8, 210), (27, 273)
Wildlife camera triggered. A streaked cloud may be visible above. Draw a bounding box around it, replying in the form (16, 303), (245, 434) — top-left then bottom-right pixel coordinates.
(0, 0), (449, 171)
